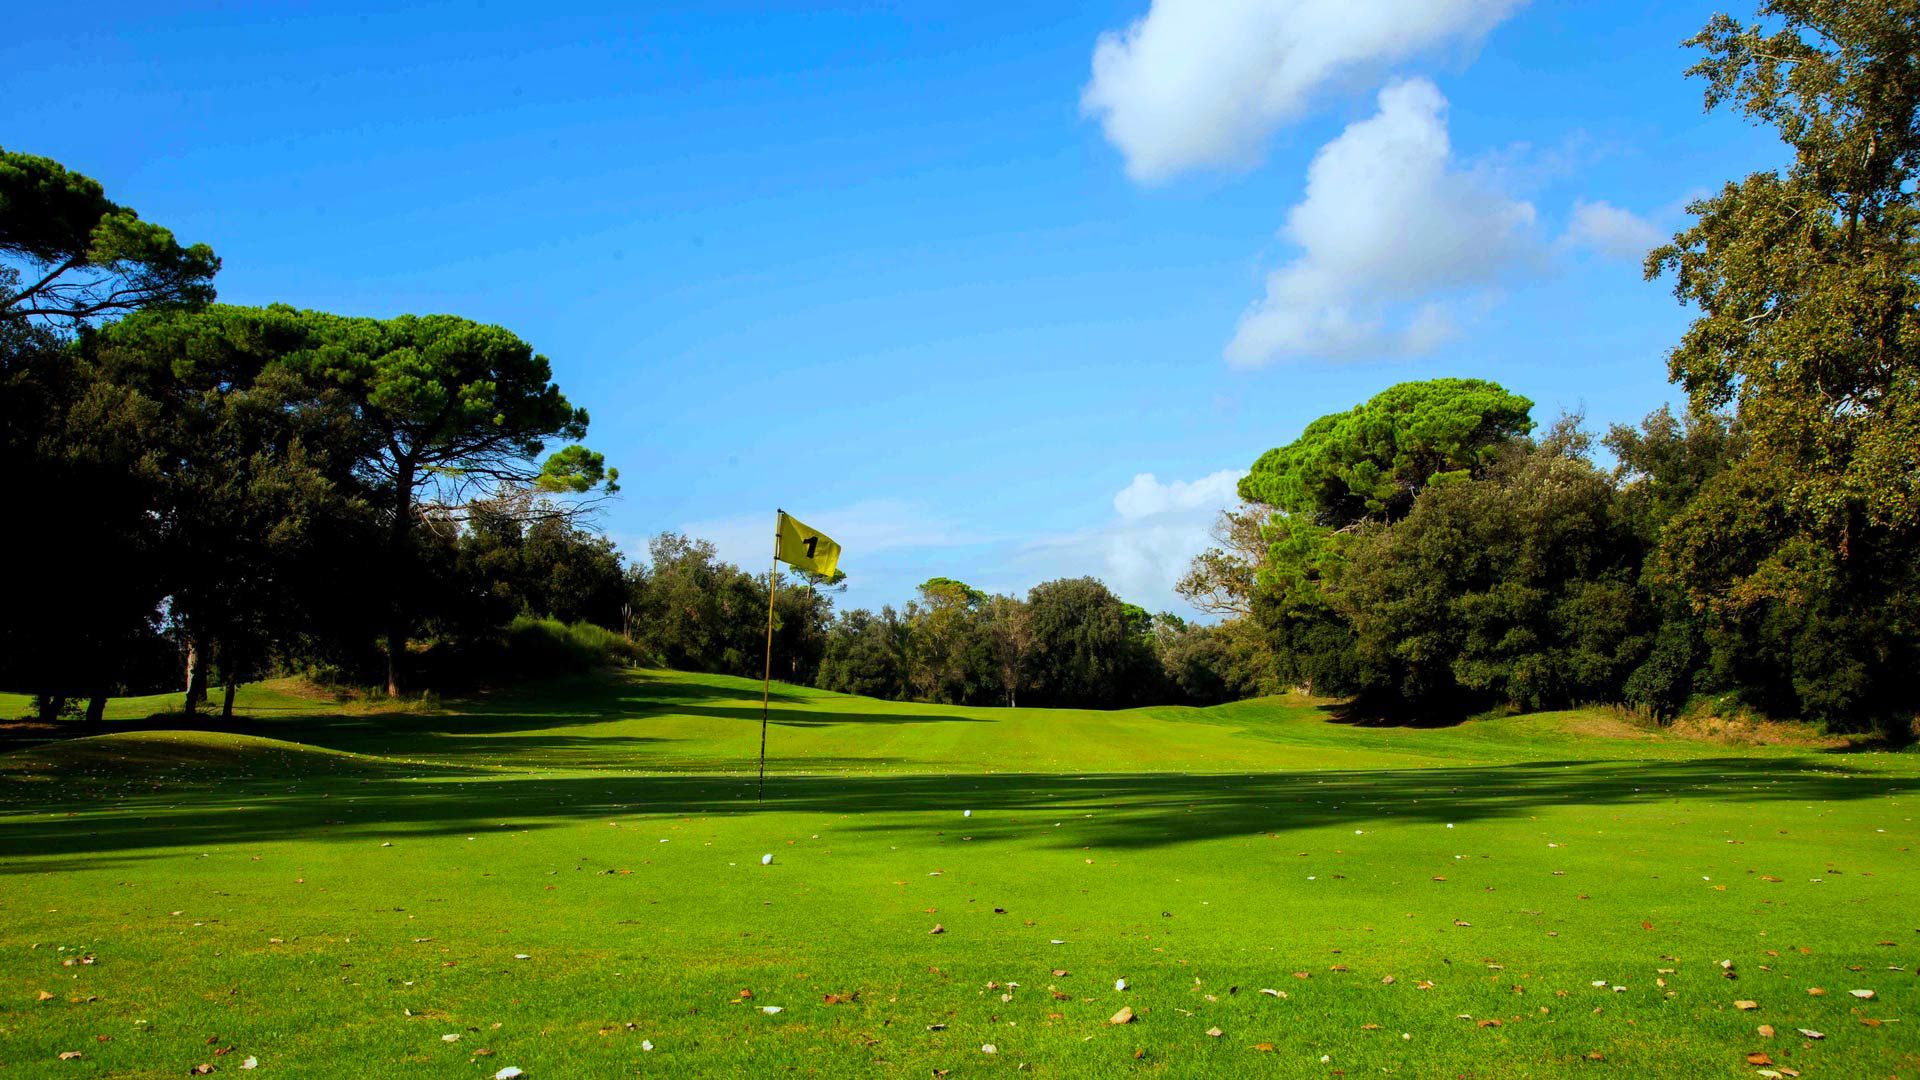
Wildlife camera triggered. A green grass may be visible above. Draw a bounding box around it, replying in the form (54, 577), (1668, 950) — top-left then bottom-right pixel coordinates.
(2, 670), (1916, 1077)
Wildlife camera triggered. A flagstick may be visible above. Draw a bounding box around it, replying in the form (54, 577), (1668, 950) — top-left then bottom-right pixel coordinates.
(759, 511), (781, 803)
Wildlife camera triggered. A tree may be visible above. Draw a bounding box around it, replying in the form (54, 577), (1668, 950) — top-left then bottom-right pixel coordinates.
(1239, 378), (1535, 530)
(294, 311), (617, 694)
(0, 319), (169, 718)
(981, 594), (1035, 707)
(904, 578), (989, 704)
(818, 608), (910, 699)
(1024, 578), (1161, 708)
(83, 306), (371, 715)
(1, 148), (218, 324)
(1337, 423), (1647, 714)
(1232, 379), (1535, 696)
(1646, 1), (1920, 733)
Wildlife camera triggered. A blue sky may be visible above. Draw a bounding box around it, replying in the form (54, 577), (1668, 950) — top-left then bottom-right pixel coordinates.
(4, 1), (1786, 614)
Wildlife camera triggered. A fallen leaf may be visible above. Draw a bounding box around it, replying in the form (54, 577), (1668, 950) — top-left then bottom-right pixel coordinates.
(1850, 989), (1876, 999)
(1797, 1029), (1824, 1040)
(1110, 1007), (1135, 1025)
(1205, 1027), (1223, 1037)
(58, 1051), (83, 1061)
(1250, 1043), (1275, 1052)
(1747, 1051), (1774, 1065)
(928, 924), (945, 935)
(1757, 1025), (1775, 1038)
(1735, 1000), (1758, 1011)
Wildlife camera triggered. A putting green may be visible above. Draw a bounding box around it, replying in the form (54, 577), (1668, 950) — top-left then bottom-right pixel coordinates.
(1, 670), (1915, 1076)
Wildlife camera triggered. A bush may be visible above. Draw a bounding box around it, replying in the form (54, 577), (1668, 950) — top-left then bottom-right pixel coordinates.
(501, 615), (640, 674)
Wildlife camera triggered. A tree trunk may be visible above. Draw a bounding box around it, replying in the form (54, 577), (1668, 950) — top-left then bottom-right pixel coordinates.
(38, 694), (66, 724)
(184, 637), (209, 715)
(222, 680), (238, 719)
(386, 459), (416, 697)
(85, 695), (107, 727)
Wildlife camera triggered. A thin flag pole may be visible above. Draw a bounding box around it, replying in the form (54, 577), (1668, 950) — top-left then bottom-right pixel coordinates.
(759, 510), (781, 802)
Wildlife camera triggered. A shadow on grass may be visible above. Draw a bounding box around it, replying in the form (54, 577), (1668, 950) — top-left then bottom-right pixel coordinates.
(0, 671), (979, 761)
(3, 755), (1913, 873)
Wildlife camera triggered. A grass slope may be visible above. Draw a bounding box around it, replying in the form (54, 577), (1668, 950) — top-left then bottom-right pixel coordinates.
(1, 670), (1916, 1077)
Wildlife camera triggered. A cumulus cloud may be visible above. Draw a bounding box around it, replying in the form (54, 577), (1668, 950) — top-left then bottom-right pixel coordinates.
(1113, 469), (1245, 518)
(1225, 78), (1539, 366)
(1027, 469), (1246, 614)
(1083, 0), (1526, 182)
(1561, 198), (1662, 260)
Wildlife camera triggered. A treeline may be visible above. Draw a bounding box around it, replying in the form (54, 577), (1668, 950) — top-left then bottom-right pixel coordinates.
(1175, 4), (1920, 737)
(1, 149), (1225, 719)
(814, 576), (1265, 709)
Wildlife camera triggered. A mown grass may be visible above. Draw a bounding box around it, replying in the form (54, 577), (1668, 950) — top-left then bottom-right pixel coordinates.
(1, 670), (1916, 1077)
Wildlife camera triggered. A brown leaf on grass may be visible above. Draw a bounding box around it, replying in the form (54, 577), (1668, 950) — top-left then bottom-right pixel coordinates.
(1292, 972), (1310, 980)
(1806, 987), (1825, 996)
(1250, 1043), (1275, 1052)
(1747, 1052), (1774, 1065)
(58, 1052), (82, 1061)
(189, 1067), (215, 1075)
(1757, 1025), (1774, 1038)
(1849, 989), (1876, 999)
(1381, 975), (1396, 985)
(36, 990), (54, 1001)
(1734, 1000), (1758, 1010)
(1205, 1027), (1223, 1037)
(1584, 1052), (1604, 1061)
(822, 992), (859, 1005)
(1110, 1007), (1135, 1025)
(1051, 969), (1068, 977)
(928, 924), (945, 935)
(1641, 921), (1655, 930)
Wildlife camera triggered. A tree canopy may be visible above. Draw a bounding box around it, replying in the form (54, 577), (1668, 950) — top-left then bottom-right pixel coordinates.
(0, 148), (219, 323)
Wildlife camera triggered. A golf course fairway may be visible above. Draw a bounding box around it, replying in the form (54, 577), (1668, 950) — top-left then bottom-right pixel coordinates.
(2, 669), (1915, 1077)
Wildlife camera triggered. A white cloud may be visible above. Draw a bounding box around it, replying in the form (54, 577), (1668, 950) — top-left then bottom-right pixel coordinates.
(1561, 198), (1662, 260)
(1027, 468), (1246, 614)
(1083, 0), (1526, 182)
(1225, 78), (1539, 366)
(1114, 469), (1245, 518)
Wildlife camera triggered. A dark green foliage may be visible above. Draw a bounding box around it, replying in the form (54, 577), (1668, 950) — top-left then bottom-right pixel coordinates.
(1323, 426), (1650, 715)
(1642, 1), (1920, 734)
(818, 608), (912, 700)
(1025, 578), (1163, 708)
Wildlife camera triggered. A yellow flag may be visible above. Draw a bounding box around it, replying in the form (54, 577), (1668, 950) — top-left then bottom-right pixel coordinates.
(775, 511), (841, 577)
